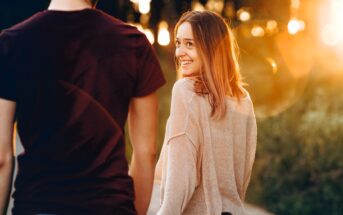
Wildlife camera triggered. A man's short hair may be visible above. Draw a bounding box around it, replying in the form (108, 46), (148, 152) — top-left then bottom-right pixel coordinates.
(91, 0), (99, 7)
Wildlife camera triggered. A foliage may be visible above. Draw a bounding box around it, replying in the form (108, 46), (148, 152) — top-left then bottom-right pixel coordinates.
(247, 74), (343, 215)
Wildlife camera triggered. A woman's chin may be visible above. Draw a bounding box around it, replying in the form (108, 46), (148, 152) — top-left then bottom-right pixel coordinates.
(181, 70), (194, 76)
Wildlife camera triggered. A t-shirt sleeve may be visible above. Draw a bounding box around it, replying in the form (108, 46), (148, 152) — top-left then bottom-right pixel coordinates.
(0, 31), (17, 101)
(133, 34), (166, 97)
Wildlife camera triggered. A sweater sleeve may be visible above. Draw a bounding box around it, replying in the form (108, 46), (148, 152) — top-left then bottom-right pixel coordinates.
(157, 79), (201, 215)
(157, 134), (198, 215)
(242, 103), (257, 200)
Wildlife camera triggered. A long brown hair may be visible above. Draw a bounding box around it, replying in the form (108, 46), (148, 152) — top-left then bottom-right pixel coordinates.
(174, 11), (244, 120)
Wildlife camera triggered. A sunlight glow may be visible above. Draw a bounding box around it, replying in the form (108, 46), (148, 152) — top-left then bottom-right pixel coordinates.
(213, 1), (224, 13)
(291, 0), (301, 9)
(192, 2), (205, 11)
(144, 28), (155, 44)
(266, 20), (279, 34)
(238, 9), (251, 22)
(288, 18), (301, 35)
(139, 0), (151, 14)
(266, 57), (278, 74)
(321, 24), (343, 46)
(331, 0), (343, 30)
(158, 21), (170, 46)
(251, 26), (265, 37)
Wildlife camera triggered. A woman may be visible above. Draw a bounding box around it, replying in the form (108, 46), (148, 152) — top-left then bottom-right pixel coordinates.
(154, 11), (257, 215)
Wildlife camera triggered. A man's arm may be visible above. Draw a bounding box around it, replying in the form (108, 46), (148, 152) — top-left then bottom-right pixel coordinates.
(128, 92), (158, 215)
(0, 98), (16, 214)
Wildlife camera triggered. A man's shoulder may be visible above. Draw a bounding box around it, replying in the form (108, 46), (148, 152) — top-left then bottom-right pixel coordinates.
(96, 11), (145, 39)
(2, 12), (46, 36)
(0, 12), (46, 51)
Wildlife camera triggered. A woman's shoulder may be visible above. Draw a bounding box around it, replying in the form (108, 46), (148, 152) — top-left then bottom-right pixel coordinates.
(171, 78), (202, 110)
(239, 87), (254, 108)
(226, 87), (254, 108)
(172, 78), (195, 94)
(171, 78), (198, 102)
(225, 87), (255, 118)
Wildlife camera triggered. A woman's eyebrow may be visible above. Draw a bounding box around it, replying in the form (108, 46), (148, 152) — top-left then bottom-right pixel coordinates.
(175, 37), (194, 41)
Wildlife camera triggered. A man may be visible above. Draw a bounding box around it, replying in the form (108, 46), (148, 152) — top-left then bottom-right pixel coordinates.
(0, 0), (165, 214)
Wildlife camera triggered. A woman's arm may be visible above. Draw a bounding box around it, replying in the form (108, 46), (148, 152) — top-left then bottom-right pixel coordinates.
(242, 113), (257, 200)
(157, 134), (198, 215)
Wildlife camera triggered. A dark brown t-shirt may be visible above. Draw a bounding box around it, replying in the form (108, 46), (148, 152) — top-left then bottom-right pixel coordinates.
(0, 8), (165, 214)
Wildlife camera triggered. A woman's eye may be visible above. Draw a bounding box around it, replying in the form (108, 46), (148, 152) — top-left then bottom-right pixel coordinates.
(186, 42), (193, 48)
(175, 40), (181, 47)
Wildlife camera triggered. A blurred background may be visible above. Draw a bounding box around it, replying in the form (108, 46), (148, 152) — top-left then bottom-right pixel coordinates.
(1, 0), (343, 214)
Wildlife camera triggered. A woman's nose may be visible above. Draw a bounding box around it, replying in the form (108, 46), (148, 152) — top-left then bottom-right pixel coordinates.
(175, 46), (186, 58)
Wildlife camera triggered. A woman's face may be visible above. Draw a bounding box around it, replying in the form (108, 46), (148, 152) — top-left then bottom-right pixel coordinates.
(175, 22), (202, 76)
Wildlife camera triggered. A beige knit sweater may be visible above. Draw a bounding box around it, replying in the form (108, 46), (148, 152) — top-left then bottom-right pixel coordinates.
(155, 78), (257, 215)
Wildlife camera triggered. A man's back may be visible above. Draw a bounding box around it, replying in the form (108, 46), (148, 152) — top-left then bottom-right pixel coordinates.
(0, 8), (165, 214)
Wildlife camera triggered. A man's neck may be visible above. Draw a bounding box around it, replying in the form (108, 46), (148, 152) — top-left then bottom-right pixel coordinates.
(48, 0), (92, 11)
